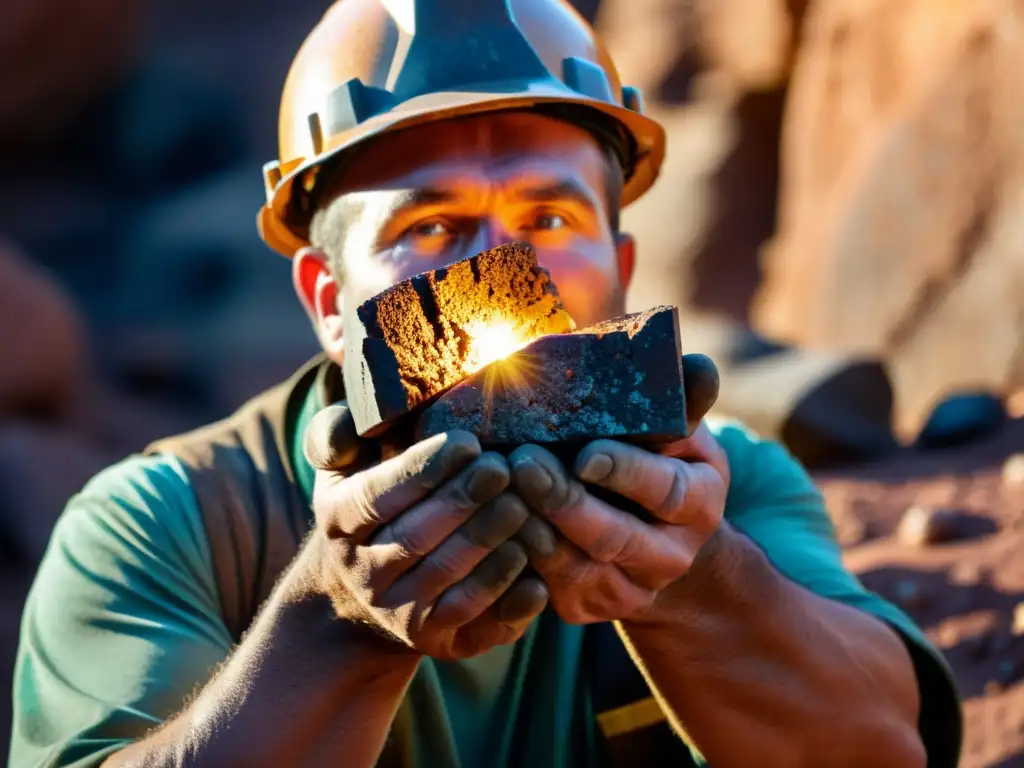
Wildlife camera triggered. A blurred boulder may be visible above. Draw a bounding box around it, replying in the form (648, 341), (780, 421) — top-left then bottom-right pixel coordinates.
(754, 0), (1024, 436)
(715, 345), (899, 468)
(0, 241), (87, 420)
(693, 0), (811, 91)
(0, 0), (141, 149)
(591, 0), (810, 325)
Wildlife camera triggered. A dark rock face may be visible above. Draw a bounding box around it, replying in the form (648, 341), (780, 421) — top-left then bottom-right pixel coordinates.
(417, 306), (686, 447)
(342, 243), (574, 437)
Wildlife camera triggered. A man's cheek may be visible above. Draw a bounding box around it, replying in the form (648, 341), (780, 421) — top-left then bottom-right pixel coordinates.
(541, 259), (622, 326)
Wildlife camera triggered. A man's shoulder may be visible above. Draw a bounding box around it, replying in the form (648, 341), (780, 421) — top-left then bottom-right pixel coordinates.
(35, 453), (217, 627)
(60, 453), (209, 558)
(79, 452), (194, 503)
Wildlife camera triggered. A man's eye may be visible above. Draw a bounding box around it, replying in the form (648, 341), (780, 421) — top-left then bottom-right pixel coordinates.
(411, 220), (453, 238)
(526, 212), (568, 231)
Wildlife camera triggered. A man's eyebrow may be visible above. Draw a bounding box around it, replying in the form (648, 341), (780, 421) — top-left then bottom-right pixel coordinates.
(515, 180), (600, 212)
(386, 187), (460, 217)
(370, 187), (461, 248)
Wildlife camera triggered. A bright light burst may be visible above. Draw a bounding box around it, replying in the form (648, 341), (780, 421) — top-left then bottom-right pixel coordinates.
(461, 319), (551, 433)
(464, 320), (528, 373)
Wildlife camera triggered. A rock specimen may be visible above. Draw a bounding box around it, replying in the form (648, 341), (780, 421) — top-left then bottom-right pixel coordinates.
(343, 243), (574, 436)
(417, 306), (686, 447)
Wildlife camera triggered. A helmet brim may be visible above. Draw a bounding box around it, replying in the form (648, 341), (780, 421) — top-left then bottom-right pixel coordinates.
(258, 84), (665, 258)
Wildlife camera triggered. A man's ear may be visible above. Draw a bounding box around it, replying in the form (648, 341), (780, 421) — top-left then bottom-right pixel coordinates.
(293, 247), (345, 361)
(615, 232), (636, 289)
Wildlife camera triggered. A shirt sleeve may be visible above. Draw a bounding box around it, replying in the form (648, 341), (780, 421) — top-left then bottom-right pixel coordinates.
(709, 418), (963, 768)
(9, 454), (234, 768)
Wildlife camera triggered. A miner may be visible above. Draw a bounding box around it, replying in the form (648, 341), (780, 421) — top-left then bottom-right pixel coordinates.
(10, 1), (961, 766)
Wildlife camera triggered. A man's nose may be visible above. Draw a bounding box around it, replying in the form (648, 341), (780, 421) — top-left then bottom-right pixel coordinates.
(469, 217), (517, 253)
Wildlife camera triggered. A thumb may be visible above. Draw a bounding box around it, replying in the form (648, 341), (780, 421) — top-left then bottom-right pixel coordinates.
(682, 353), (720, 433)
(303, 402), (362, 472)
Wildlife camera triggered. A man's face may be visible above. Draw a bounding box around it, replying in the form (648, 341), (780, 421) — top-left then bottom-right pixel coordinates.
(294, 111), (635, 360)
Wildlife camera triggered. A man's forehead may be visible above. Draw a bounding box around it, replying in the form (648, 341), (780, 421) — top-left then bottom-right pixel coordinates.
(327, 112), (608, 199)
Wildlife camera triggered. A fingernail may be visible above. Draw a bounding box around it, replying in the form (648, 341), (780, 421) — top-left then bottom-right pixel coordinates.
(578, 453), (613, 483)
(466, 462), (504, 503)
(518, 517), (557, 558)
(514, 458), (553, 493)
(532, 524), (557, 557)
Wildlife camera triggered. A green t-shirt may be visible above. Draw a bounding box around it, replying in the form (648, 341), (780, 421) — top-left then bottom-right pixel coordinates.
(10, 381), (960, 768)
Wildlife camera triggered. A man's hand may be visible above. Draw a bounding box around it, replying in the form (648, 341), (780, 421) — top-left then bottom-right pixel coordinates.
(302, 404), (550, 659)
(508, 353), (729, 624)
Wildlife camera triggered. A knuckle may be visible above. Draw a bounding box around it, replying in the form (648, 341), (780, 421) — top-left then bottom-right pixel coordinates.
(677, 465), (726, 532)
(444, 481), (477, 513)
(547, 555), (591, 591)
(436, 598), (476, 629)
(426, 541), (479, 582)
(588, 525), (632, 564)
(353, 478), (385, 519)
(696, 500), (724, 534)
(554, 478), (587, 515)
(456, 577), (489, 611)
(387, 517), (433, 560)
(313, 473), (377, 540)
(617, 455), (645, 494)
(654, 462), (689, 520)
(460, 520), (490, 551)
(345, 484), (386, 538)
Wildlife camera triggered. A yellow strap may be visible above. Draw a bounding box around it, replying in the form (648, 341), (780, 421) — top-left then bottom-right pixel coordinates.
(596, 696), (667, 739)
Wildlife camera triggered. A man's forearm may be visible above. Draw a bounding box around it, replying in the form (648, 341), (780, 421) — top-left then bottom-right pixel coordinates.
(104, 542), (419, 768)
(620, 522), (925, 767)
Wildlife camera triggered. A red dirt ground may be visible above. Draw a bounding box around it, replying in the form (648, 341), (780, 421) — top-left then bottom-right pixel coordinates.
(815, 418), (1024, 767)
